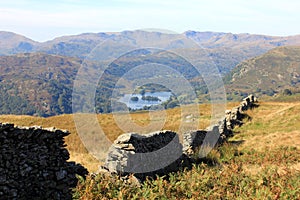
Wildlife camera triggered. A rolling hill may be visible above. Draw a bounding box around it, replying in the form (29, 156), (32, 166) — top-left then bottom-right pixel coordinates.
(226, 46), (300, 97)
(1, 45), (300, 116)
(0, 53), (81, 116)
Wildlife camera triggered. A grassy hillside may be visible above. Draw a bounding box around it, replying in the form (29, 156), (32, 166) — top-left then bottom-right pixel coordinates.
(0, 101), (299, 199)
(74, 101), (300, 199)
(226, 46), (300, 99)
(0, 103), (236, 172)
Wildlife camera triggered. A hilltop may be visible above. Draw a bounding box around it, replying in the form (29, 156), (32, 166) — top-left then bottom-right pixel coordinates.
(0, 31), (39, 55)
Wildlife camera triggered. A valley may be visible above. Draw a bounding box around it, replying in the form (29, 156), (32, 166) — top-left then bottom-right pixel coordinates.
(1, 29), (300, 199)
(1, 31), (300, 117)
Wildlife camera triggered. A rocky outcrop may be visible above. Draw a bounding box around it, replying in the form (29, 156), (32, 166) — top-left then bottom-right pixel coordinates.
(103, 95), (258, 181)
(0, 123), (88, 200)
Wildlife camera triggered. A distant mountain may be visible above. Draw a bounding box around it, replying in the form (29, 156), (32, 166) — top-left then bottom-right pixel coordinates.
(225, 46), (300, 97)
(1, 31), (300, 116)
(0, 31), (39, 55)
(1, 30), (300, 74)
(38, 32), (113, 59)
(184, 31), (227, 43)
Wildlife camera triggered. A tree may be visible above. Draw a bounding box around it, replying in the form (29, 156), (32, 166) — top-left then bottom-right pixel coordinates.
(283, 89), (292, 96)
(130, 96), (139, 101)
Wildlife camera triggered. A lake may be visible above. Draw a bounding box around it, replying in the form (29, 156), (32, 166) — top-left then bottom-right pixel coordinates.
(118, 91), (172, 110)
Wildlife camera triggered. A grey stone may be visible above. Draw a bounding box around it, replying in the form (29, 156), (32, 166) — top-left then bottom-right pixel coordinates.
(182, 130), (207, 156)
(0, 123), (88, 199)
(104, 130), (183, 177)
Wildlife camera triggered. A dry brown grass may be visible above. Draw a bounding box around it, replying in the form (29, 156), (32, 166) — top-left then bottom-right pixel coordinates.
(232, 101), (300, 174)
(69, 101), (299, 199)
(2, 101), (298, 174)
(233, 101), (300, 151)
(0, 103), (235, 172)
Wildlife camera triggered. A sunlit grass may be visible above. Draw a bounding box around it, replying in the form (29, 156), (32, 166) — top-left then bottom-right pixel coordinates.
(1, 101), (300, 199)
(0, 103), (236, 172)
(73, 101), (299, 199)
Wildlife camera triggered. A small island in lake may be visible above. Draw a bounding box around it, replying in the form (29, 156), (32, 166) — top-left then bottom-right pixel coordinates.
(130, 96), (139, 101)
(141, 96), (161, 101)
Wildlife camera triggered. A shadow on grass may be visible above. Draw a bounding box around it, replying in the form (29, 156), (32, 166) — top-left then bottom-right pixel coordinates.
(143, 140), (246, 182)
(228, 140), (245, 146)
(250, 103), (259, 110)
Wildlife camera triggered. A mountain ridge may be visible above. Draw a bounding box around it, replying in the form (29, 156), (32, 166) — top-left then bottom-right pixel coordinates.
(1, 31), (300, 116)
(2, 30), (300, 51)
(0, 31), (39, 55)
(1, 30), (300, 74)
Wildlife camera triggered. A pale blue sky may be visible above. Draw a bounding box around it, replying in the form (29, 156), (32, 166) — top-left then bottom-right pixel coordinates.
(1, 0), (299, 41)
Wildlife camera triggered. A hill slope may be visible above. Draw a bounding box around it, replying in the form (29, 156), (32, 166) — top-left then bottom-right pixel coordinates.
(0, 31), (39, 55)
(0, 53), (81, 116)
(226, 46), (300, 97)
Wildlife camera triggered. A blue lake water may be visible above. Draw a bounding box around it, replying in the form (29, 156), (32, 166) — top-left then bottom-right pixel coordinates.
(118, 92), (172, 109)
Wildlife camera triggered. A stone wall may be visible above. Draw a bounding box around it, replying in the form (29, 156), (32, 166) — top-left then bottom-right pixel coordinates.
(0, 124), (88, 200)
(104, 131), (184, 180)
(183, 94), (258, 156)
(103, 95), (258, 180)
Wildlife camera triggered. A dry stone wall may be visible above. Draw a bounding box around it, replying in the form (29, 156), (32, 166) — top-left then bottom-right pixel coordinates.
(103, 95), (258, 180)
(183, 94), (257, 156)
(0, 124), (88, 200)
(105, 131), (184, 180)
